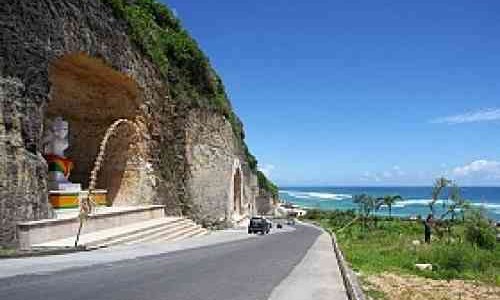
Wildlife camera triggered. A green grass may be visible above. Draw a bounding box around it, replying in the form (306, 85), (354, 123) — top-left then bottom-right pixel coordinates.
(362, 286), (387, 300)
(0, 246), (17, 257)
(303, 210), (500, 286)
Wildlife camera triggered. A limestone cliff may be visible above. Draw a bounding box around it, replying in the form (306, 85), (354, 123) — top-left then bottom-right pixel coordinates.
(0, 0), (263, 246)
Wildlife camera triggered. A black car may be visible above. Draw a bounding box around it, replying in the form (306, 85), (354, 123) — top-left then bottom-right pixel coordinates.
(248, 217), (271, 234)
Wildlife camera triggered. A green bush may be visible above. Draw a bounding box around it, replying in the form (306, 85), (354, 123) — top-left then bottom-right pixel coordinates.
(301, 208), (326, 220)
(257, 171), (278, 198)
(428, 244), (470, 272)
(415, 241), (499, 282)
(326, 209), (356, 229)
(464, 210), (496, 250)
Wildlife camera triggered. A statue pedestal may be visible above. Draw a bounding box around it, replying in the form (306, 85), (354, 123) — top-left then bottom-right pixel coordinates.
(49, 189), (108, 209)
(49, 182), (82, 191)
(45, 154), (82, 191)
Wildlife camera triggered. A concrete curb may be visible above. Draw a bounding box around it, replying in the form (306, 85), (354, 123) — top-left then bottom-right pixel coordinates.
(0, 246), (88, 259)
(330, 232), (366, 300)
(267, 223), (348, 300)
(299, 220), (364, 300)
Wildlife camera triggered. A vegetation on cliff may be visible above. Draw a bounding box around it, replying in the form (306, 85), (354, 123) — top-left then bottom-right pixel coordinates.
(257, 171), (279, 198)
(102, 0), (258, 172)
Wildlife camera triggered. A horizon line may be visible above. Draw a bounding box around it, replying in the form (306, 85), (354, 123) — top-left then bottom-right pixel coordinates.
(277, 184), (500, 189)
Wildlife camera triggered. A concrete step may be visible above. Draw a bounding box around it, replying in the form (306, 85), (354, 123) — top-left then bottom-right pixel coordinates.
(32, 217), (184, 248)
(147, 224), (208, 244)
(170, 227), (209, 242)
(123, 222), (196, 245)
(92, 219), (192, 248)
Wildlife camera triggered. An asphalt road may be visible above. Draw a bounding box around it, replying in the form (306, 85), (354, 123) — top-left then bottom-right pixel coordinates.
(0, 224), (322, 300)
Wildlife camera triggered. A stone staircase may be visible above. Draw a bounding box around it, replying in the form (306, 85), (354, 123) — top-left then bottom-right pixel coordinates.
(31, 216), (209, 249)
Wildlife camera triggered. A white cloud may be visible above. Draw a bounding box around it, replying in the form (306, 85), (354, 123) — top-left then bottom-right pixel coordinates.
(452, 160), (500, 179)
(392, 165), (405, 176)
(360, 171), (380, 182)
(361, 166), (406, 182)
(258, 164), (275, 177)
(382, 171), (393, 178)
(431, 108), (500, 124)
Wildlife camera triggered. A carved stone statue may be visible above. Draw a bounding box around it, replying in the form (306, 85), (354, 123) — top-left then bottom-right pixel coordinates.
(43, 117), (69, 157)
(42, 117), (81, 191)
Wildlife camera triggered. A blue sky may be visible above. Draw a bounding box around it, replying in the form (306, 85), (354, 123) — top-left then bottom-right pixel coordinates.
(163, 0), (500, 186)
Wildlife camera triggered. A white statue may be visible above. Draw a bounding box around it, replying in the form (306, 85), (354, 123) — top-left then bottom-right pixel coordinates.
(43, 117), (69, 157)
(43, 117), (81, 191)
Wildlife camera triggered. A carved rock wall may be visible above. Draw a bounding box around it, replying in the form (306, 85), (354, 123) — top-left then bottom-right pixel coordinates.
(0, 0), (258, 245)
(255, 189), (277, 215)
(185, 109), (258, 225)
(0, 77), (53, 246)
(0, 0), (172, 245)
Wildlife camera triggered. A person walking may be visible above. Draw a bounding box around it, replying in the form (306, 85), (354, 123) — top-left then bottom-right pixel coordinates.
(423, 214), (433, 243)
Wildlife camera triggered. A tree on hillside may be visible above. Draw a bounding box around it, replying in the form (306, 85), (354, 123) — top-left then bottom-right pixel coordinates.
(430, 177), (452, 216)
(376, 195), (403, 218)
(440, 184), (469, 221)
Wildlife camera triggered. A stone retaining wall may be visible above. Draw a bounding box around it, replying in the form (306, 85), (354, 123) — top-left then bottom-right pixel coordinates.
(17, 205), (165, 249)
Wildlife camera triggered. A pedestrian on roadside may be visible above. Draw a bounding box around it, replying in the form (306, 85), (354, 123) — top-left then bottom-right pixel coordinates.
(423, 214), (433, 243)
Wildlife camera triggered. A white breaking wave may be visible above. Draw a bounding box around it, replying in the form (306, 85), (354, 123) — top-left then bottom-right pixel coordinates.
(379, 203), (406, 208)
(396, 199), (500, 212)
(471, 203), (500, 210)
(279, 190), (352, 201)
(396, 199), (448, 206)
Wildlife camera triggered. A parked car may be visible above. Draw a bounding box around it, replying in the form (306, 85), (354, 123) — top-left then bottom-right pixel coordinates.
(248, 217), (271, 234)
(266, 219), (273, 229)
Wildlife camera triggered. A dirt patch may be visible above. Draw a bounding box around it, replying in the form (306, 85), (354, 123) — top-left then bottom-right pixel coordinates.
(364, 273), (500, 300)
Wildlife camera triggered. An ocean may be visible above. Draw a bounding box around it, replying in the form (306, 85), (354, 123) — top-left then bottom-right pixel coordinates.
(279, 186), (500, 221)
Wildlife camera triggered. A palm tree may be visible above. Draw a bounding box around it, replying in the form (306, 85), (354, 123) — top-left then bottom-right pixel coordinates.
(377, 195), (403, 218)
(353, 194), (369, 216)
(430, 177), (451, 215)
(354, 194), (377, 229)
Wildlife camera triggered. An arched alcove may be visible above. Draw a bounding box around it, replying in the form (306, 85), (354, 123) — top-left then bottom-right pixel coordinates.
(45, 53), (147, 205)
(233, 168), (242, 214)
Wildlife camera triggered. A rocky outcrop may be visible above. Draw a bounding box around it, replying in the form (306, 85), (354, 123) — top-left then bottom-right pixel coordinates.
(255, 190), (277, 216)
(185, 109), (257, 225)
(0, 0), (259, 246)
(0, 77), (53, 246)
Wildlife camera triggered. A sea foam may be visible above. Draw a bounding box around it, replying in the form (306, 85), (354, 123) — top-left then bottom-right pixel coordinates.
(279, 190), (352, 201)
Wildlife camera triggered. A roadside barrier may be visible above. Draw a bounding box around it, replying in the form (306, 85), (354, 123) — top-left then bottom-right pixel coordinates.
(330, 232), (366, 300)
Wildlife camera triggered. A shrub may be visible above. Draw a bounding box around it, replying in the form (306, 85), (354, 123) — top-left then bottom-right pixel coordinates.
(326, 209), (356, 229)
(257, 171), (278, 198)
(464, 209), (496, 250)
(301, 209), (326, 221)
